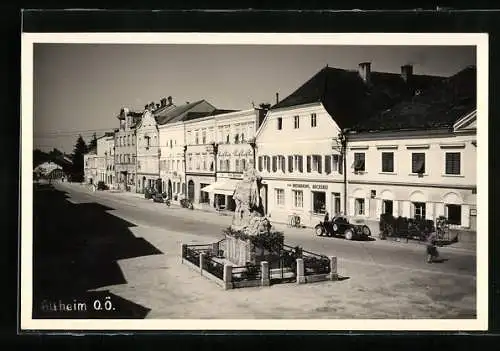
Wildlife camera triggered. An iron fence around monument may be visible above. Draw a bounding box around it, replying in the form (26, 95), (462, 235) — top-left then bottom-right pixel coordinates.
(302, 249), (331, 276)
(202, 255), (225, 280)
(231, 264), (262, 282)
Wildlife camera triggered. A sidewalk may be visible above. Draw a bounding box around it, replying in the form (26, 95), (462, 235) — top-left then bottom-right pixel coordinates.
(93, 224), (475, 319)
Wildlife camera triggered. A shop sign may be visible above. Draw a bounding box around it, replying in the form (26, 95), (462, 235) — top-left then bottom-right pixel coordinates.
(218, 172), (243, 179)
(312, 184), (328, 190)
(287, 183), (328, 190)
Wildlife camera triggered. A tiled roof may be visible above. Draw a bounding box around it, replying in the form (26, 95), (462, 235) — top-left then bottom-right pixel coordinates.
(271, 65), (443, 129)
(154, 100), (206, 125)
(352, 66), (476, 132)
(183, 109), (240, 122)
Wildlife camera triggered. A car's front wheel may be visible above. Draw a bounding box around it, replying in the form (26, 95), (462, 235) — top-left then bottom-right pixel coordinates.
(315, 225), (324, 236)
(344, 229), (354, 240)
(362, 225), (371, 236)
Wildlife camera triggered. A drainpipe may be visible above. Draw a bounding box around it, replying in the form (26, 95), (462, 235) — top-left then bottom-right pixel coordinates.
(339, 129), (349, 215)
(213, 142), (218, 182)
(183, 145), (187, 199)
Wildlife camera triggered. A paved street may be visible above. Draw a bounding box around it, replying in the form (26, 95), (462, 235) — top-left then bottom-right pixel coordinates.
(31, 181), (476, 319)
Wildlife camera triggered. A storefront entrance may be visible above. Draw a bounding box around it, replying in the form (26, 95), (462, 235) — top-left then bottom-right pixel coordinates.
(188, 180), (195, 202)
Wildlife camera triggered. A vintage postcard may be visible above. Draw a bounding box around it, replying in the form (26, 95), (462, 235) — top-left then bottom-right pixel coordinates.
(21, 32), (488, 331)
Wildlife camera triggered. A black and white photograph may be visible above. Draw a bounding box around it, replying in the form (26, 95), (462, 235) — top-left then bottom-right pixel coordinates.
(21, 33), (488, 331)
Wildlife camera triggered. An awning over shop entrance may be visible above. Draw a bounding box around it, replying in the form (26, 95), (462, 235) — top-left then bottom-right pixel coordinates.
(201, 179), (239, 196)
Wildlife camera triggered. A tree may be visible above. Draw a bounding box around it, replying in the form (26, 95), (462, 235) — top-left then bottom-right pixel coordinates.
(88, 133), (97, 152)
(70, 135), (88, 182)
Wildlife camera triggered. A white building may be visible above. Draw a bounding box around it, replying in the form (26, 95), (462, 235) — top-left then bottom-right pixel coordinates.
(156, 99), (216, 202)
(255, 63), (443, 227)
(192, 108), (265, 210)
(346, 66), (477, 230)
(96, 132), (115, 185)
(83, 148), (98, 184)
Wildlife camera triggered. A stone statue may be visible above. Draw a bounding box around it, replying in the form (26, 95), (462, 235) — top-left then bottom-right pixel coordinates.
(231, 167), (271, 235)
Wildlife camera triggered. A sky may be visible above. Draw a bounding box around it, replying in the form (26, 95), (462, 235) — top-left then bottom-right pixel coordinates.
(33, 44), (476, 154)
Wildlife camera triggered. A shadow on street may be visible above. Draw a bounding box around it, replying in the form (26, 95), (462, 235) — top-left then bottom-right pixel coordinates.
(32, 183), (163, 319)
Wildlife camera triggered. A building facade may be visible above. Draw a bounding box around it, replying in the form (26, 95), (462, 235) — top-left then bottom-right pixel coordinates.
(114, 107), (142, 191)
(254, 63), (443, 227)
(346, 66), (477, 230)
(157, 100), (217, 202)
(136, 104), (161, 193)
(201, 108), (267, 211)
(83, 148), (98, 184)
(96, 132), (115, 185)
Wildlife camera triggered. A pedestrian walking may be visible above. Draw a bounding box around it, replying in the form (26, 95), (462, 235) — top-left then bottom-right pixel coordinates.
(324, 212), (329, 222)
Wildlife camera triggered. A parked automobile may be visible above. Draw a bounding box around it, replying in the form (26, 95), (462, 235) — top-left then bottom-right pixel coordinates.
(144, 187), (156, 199)
(97, 181), (109, 191)
(314, 215), (371, 240)
(180, 198), (194, 210)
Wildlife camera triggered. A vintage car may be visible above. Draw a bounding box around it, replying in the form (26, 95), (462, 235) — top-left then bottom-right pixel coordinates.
(314, 215), (371, 240)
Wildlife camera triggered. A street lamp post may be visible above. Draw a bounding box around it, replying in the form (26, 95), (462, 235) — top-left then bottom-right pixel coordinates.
(211, 142), (219, 182)
(183, 145), (187, 198)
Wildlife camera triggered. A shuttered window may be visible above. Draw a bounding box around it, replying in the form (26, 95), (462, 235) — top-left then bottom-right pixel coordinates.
(325, 155), (332, 174)
(258, 156), (263, 171)
(381, 152), (394, 173)
(279, 155), (286, 172)
(272, 156), (277, 172)
(353, 153), (365, 172)
(306, 155), (311, 173)
(288, 155), (294, 172)
(412, 153), (425, 174)
(445, 152), (461, 175)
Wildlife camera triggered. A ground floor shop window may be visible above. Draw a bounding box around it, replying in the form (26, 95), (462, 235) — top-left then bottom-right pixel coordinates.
(355, 198), (365, 215)
(275, 188), (285, 206)
(383, 200), (393, 215)
(293, 190), (303, 208)
(412, 202), (426, 220)
(446, 204), (461, 225)
(312, 191), (326, 214)
(200, 183), (210, 203)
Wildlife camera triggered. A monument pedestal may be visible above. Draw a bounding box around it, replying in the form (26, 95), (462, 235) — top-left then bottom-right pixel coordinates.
(224, 233), (284, 266)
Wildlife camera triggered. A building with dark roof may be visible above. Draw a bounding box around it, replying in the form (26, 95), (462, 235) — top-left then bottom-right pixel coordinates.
(253, 63), (446, 227)
(345, 65), (477, 231)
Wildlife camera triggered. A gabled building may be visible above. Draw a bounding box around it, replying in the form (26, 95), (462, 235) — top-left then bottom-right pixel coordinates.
(255, 63), (443, 227)
(346, 66), (477, 230)
(156, 99), (217, 201)
(83, 147), (98, 184)
(136, 97), (176, 193)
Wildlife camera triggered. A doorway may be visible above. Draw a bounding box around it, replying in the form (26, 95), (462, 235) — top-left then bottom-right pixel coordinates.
(188, 180), (195, 202)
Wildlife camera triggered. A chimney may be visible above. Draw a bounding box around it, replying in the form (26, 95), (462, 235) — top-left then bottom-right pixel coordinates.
(156, 103), (160, 110)
(401, 64), (413, 83)
(160, 97), (167, 107)
(358, 62), (371, 84)
(167, 96), (173, 105)
(276, 92), (279, 105)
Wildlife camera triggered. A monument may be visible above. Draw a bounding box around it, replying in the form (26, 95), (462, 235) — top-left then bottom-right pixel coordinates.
(223, 167), (284, 266)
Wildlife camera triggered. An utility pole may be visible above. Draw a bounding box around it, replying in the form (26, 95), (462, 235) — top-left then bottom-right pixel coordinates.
(334, 129), (349, 215)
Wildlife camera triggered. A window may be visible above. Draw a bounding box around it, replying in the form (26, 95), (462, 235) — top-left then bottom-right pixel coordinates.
(234, 134), (239, 144)
(145, 136), (150, 149)
(226, 134), (230, 144)
(200, 183), (210, 203)
(132, 136), (135, 145)
(235, 159), (240, 172)
(241, 133), (245, 142)
(355, 198), (365, 215)
(258, 156), (263, 171)
(445, 152), (461, 175)
(170, 140), (173, 148)
(288, 155), (294, 172)
(412, 202), (426, 220)
(446, 204), (462, 225)
(382, 200), (393, 215)
(278, 155), (285, 172)
(312, 191), (326, 214)
(277, 117), (282, 130)
(312, 155), (322, 173)
(272, 156), (277, 172)
(311, 113), (317, 127)
(220, 159), (224, 171)
(127, 135), (130, 146)
(275, 189), (285, 206)
(195, 132), (199, 145)
(293, 190), (303, 208)
(353, 153), (365, 172)
(202, 130), (206, 144)
(225, 159), (230, 171)
(241, 159), (246, 171)
(294, 115), (300, 129)
(382, 152), (394, 173)
(325, 155), (332, 174)
(177, 160), (180, 170)
(412, 153), (425, 174)
(294, 155), (303, 172)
